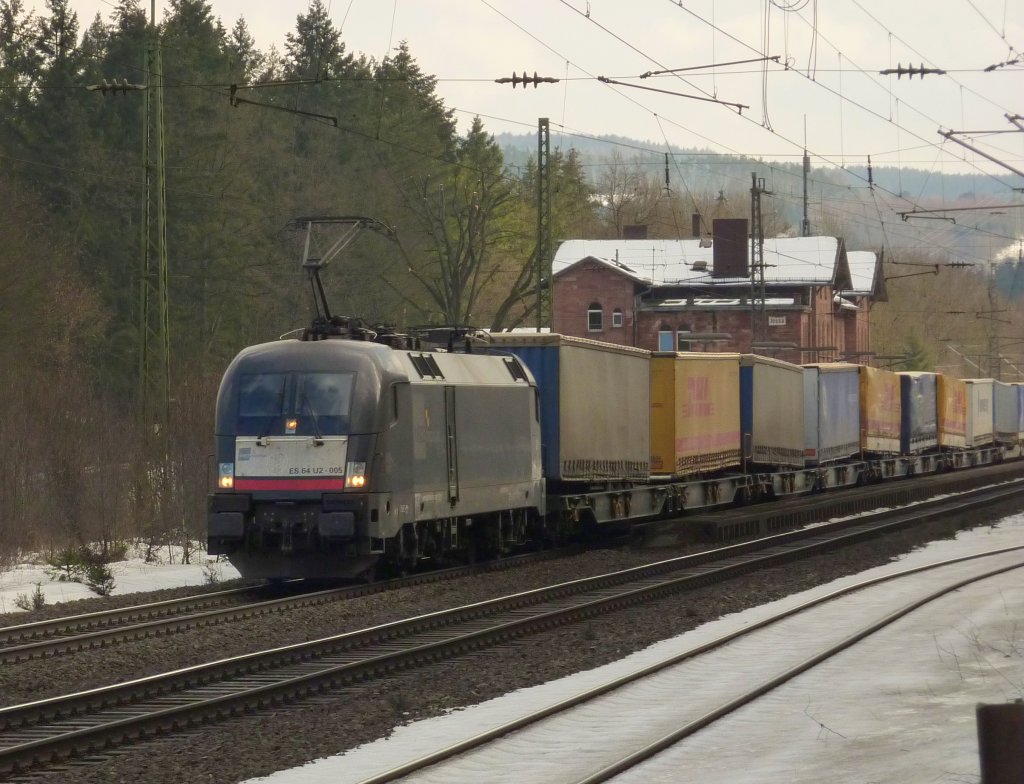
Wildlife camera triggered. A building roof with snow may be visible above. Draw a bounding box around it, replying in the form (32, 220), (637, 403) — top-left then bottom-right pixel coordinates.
(552, 237), (878, 293)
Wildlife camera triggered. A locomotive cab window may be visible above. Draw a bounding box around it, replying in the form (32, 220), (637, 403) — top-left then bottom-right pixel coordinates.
(296, 372), (354, 434)
(236, 372), (354, 436)
(587, 303), (603, 332)
(237, 373), (288, 434)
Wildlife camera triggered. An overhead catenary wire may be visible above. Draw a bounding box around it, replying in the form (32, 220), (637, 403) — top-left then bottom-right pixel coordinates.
(6, 10), (1015, 311)
(454, 108), (1022, 261)
(14, 0), (1015, 186)
(4, 0), (1019, 266)
(651, 0), (1022, 186)
(471, 3), (1012, 215)
(8, 4), (1015, 190)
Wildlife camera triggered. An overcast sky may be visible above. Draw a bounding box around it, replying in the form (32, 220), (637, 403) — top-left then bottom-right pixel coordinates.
(41, 0), (1024, 181)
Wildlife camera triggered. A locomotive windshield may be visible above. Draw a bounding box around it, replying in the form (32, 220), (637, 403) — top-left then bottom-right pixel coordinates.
(239, 373), (287, 418)
(236, 371), (354, 436)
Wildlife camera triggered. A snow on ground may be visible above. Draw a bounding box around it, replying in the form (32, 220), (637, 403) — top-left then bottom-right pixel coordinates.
(0, 544), (240, 614)
(242, 512), (1024, 784)
(2, 503), (1022, 781)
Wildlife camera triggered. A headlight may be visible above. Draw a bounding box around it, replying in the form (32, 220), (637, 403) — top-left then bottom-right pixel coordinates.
(346, 461), (366, 489)
(218, 462), (234, 489)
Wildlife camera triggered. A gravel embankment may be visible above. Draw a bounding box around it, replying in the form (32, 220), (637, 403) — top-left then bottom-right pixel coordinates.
(13, 500), (1024, 784)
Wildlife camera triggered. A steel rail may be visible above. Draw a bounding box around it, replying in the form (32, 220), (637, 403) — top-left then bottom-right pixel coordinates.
(0, 582), (274, 644)
(4, 460), (1019, 664)
(574, 556), (1024, 784)
(0, 583), (352, 664)
(351, 545), (1024, 784)
(0, 481), (1021, 775)
(0, 550), (571, 664)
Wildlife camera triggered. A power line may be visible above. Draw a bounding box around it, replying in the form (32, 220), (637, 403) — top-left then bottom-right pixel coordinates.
(455, 108), (1023, 254)
(850, 0), (1020, 119)
(962, 0), (1022, 52)
(650, 0), (1021, 188)
(7, 0), (1020, 263)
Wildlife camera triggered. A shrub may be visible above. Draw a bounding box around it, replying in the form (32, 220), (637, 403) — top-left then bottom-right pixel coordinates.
(84, 562), (116, 596)
(46, 546), (90, 582)
(101, 540), (129, 563)
(14, 583), (46, 611)
(202, 560), (222, 585)
(46, 543), (126, 588)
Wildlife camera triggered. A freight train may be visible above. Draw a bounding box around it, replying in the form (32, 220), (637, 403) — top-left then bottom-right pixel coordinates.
(207, 328), (1023, 580)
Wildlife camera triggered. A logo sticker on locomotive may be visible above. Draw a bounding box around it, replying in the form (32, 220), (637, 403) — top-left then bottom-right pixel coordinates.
(234, 436), (348, 478)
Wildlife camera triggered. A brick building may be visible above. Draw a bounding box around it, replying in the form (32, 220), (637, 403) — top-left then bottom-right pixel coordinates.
(550, 235), (884, 365)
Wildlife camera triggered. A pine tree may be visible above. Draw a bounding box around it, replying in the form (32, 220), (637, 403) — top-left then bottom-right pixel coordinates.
(284, 0), (351, 80)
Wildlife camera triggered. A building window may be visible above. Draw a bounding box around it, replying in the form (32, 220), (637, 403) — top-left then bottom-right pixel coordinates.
(657, 324), (674, 351)
(587, 302), (603, 332)
(677, 324), (691, 352)
(611, 308), (623, 328)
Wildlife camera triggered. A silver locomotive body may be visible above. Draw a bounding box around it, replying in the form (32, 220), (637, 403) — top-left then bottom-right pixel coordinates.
(208, 338), (544, 579)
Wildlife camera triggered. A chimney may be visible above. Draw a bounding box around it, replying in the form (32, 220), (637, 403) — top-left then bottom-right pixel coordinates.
(691, 213), (701, 239)
(711, 218), (748, 278)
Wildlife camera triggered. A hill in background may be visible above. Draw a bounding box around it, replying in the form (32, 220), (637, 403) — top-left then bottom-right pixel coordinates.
(493, 131), (1022, 284)
(493, 131), (1015, 202)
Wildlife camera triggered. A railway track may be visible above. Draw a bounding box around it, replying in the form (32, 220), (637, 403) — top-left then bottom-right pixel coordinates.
(0, 551), (576, 664)
(1, 479), (1022, 777)
(4, 460), (1020, 665)
(0, 582), (281, 661)
(345, 544), (1024, 784)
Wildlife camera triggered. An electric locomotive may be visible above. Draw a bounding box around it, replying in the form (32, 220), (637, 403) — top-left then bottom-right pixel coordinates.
(207, 326), (545, 579)
(207, 217), (544, 580)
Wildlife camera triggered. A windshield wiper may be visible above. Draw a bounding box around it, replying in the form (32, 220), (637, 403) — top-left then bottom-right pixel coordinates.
(301, 391), (325, 446)
(256, 385), (287, 445)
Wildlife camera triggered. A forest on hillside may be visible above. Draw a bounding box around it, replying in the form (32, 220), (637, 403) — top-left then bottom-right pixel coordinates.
(1, 0), (1021, 570)
(0, 0), (623, 566)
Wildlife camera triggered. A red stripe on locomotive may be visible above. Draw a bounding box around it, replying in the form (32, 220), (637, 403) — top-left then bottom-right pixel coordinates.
(234, 478), (346, 491)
